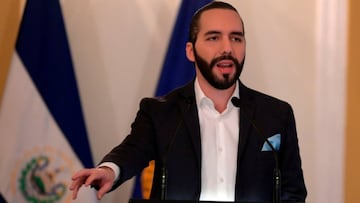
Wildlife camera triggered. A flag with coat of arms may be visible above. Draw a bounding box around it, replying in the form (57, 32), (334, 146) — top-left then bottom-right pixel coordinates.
(0, 0), (98, 202)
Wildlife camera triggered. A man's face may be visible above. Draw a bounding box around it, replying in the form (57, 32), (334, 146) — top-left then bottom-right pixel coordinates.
(186, 8), (246, 90)
(193, 46), (244, 90)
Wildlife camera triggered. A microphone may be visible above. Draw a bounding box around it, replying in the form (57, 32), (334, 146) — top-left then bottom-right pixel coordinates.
(231, 97), (281, 203)
(160, 96), (193, 200)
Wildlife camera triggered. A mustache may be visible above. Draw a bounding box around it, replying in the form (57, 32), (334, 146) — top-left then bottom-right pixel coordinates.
(209, 55), (240, 68)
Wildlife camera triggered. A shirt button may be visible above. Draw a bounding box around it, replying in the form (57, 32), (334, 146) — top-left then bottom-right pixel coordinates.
(220, 177), (224, 183)
(218, 147), (223, 152)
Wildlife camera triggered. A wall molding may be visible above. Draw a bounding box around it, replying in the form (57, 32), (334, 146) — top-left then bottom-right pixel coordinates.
(314, 0), (347, 202)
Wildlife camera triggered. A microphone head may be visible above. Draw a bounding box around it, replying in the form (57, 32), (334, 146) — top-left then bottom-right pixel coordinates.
(231, 97), (241, 107)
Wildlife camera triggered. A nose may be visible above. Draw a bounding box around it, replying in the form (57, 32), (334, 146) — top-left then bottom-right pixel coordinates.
(221, 38), (233, 55)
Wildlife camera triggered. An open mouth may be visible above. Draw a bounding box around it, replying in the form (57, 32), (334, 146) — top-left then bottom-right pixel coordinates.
(216, 60), (234, 68)
(215, 60), (234, 75)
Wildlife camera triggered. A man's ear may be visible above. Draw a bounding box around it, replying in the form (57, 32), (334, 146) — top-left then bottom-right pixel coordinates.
(186, 42), (195, 62)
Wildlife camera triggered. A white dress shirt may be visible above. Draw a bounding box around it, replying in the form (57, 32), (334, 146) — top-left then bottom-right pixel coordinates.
(195, 78), (239, 202)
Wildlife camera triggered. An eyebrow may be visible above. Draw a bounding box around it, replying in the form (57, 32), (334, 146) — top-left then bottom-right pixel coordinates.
(231, 31), (244, 37)
(204, 30), (244, 37)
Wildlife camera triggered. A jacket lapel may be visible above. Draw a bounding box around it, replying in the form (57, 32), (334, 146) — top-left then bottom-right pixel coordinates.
(237, 81), (256, 165)
(177, 81), (202, 169)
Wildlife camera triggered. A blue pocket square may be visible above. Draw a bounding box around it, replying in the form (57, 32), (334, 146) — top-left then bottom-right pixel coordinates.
(261, 133), (281, 151)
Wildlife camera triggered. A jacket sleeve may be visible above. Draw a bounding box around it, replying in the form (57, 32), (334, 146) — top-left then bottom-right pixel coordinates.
(100, 98), (157, 189)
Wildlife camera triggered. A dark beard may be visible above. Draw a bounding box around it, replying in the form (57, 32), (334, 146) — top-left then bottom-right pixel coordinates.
(193, 48), (244, 90)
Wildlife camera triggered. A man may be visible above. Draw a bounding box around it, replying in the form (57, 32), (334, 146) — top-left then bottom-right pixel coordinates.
(70, 1), (307, 202)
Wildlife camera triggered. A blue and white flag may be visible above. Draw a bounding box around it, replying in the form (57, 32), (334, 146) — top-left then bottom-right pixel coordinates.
(132, 0), (212, 199)
(0, 0), (98, 202)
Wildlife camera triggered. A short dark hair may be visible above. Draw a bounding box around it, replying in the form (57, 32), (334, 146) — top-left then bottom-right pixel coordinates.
(188, 1), (244, 44)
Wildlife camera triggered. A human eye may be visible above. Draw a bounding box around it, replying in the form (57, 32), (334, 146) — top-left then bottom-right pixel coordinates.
(206, 35), (219, 41)
(204, 31), (221, 41)
(231, 35), (244, 42)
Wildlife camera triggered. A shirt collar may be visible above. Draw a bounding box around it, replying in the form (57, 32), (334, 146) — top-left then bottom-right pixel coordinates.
(194, 78), (239, 110)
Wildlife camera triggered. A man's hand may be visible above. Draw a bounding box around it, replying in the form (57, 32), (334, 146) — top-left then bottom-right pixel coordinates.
(70, 166), (115, 200)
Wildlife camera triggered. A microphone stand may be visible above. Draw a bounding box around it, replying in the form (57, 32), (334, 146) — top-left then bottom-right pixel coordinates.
(160, 167), (167, 200)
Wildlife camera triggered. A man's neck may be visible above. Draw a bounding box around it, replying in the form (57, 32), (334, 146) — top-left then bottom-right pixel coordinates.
(197, 77), (236, 113)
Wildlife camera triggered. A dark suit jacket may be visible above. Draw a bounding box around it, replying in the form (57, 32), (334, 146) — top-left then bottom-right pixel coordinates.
(101, 80), (307, 202)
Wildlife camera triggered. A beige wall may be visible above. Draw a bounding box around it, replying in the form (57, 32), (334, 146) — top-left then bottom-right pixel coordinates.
(345, 0), (360, 202)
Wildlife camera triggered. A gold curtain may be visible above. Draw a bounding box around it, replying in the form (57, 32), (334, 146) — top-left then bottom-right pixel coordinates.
(0, 0), (21, 104)
(345, 0), (360, 202)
